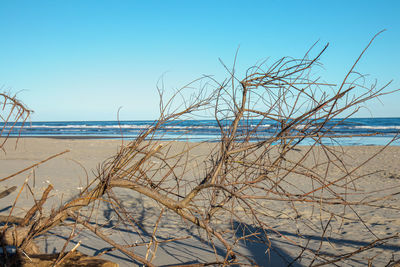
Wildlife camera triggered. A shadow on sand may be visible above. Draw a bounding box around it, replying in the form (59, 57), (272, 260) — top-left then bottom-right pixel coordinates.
(231, 221), (302, 267)
(52, 217), (303, 266)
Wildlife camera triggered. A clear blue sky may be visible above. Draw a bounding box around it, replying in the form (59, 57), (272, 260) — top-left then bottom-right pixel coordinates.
(0, 0), (399, 121)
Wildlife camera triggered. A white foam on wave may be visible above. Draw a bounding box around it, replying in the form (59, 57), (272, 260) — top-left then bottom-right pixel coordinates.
(26, 124), (152, 129)
(21, 124), (222, 131)
(353, 125), (400, 130)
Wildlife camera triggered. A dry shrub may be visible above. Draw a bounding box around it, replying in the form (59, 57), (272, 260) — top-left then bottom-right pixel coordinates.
(0, 93), (31, 150)
(1, 32), (400, 266)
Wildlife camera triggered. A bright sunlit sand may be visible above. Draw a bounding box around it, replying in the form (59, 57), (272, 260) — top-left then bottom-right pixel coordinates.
(1, 138), (400, 266)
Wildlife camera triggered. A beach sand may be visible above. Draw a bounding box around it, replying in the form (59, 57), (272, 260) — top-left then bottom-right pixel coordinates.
(1, 138), (399, 266)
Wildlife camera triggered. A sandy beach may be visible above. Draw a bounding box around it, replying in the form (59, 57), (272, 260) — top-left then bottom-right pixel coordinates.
(3, 0), (400, 265)
(1, 138), (400, 266)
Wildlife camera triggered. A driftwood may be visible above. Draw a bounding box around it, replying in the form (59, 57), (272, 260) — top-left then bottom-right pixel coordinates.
(0, 93), (31, 150)
(0, 251), (118, 267)
(1, 32), (399, 266)
(0, 186), (16, 199)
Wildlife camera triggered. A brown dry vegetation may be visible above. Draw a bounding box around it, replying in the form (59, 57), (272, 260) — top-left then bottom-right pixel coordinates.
(1, 32), (400, 266)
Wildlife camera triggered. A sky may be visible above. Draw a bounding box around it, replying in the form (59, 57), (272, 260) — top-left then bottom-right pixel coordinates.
(0, 0), (399, 121)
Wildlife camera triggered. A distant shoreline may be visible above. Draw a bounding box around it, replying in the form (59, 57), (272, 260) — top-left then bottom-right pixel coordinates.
(1, 136), (399, 147)
(4, 135), (119, 140)
(1, 118), (399, 145)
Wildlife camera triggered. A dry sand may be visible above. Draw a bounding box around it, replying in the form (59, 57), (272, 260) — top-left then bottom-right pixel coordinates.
(1, 138), (400, 266)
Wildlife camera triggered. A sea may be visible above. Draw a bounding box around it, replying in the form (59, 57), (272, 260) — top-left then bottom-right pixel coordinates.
(2, 118), (400, 146)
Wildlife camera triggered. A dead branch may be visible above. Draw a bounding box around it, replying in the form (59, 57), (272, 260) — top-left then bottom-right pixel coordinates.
(1, 33), (400, 266)
(0, 186), (17, 199)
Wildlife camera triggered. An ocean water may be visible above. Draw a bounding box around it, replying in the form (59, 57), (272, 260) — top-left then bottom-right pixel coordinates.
(1, 118), (399, 146)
